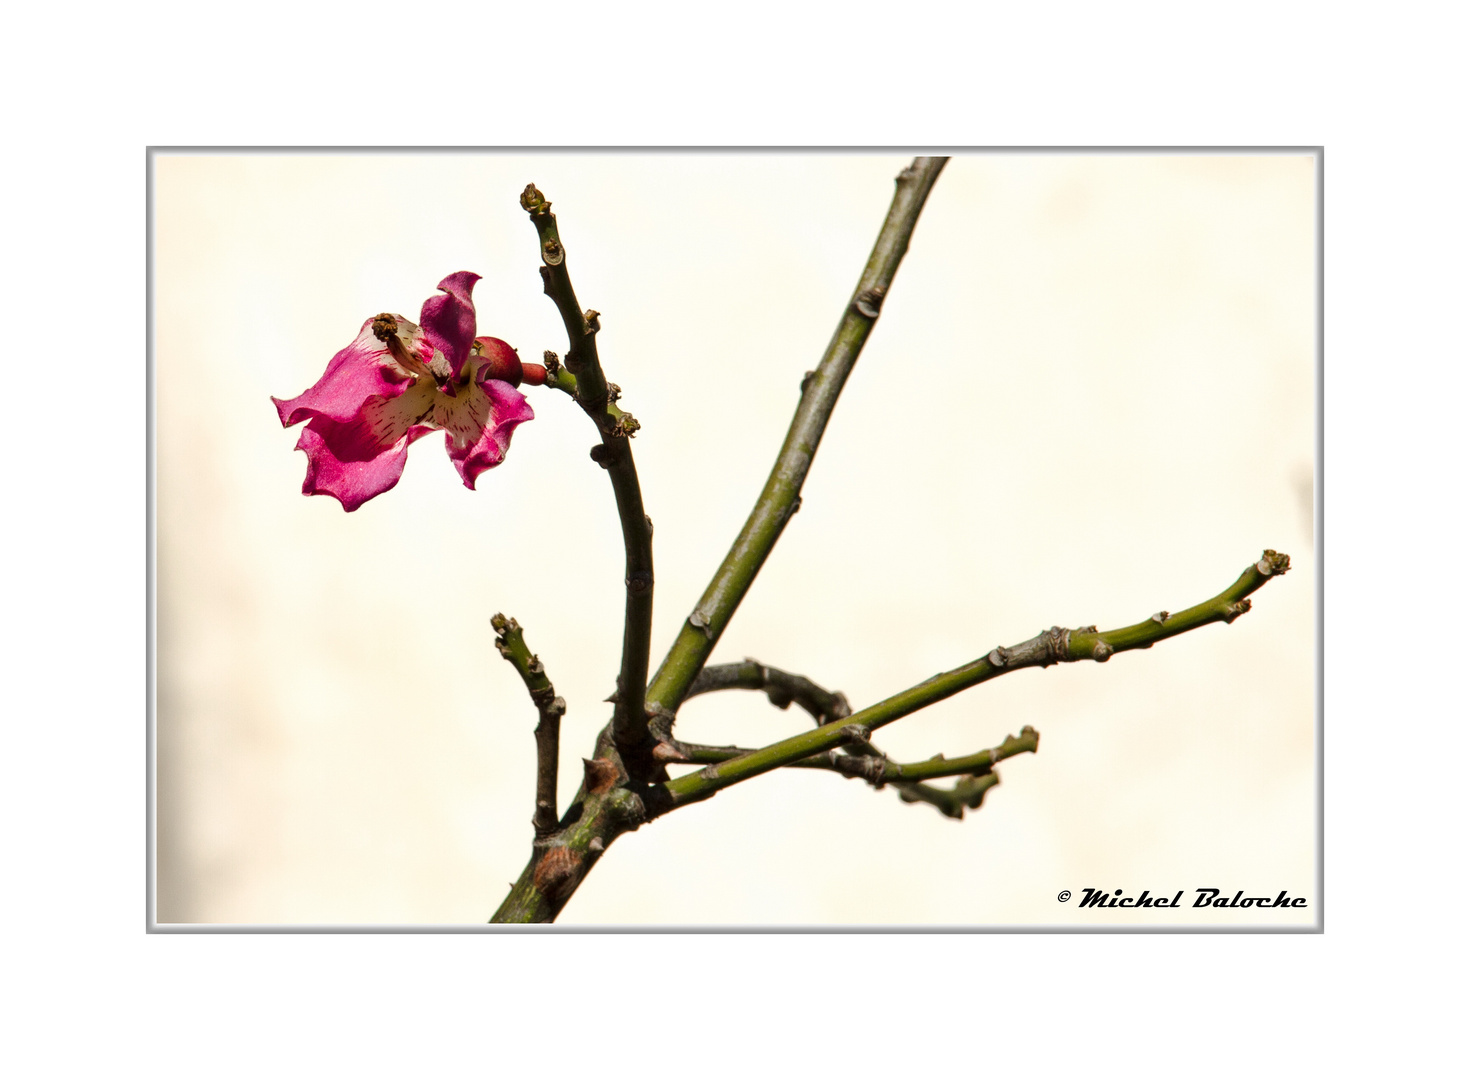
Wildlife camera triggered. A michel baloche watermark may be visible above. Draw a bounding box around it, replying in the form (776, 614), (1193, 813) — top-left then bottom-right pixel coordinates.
(1055, 888), (1308, 910)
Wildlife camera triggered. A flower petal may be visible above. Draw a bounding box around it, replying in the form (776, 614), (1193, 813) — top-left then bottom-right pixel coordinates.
(444, 378), (535, 489)
(272, 316), (417, 428)
(419, 272), (481, 383)
(294, 412), (435, 512)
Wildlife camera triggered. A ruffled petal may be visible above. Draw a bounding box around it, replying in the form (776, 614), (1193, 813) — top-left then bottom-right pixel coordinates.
(444, 378), (535, 489)
(294, 411), (435, 512)
(273, 315), (418, 428)
(419, 272), (481, 383)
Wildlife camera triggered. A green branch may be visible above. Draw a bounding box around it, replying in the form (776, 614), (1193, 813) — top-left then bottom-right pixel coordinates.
(644, 157), (949, 720)
(491, 614), (566, 840)
(675, 660), (1032, 820)
(661, 551), (1290, 811)
(678, 726), (1037, 783)
(521, 185), (655, 766)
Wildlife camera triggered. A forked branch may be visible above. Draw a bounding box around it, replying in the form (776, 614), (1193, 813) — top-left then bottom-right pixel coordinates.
(677, 659), (1020, 819)
(661, 551), (1291, 811)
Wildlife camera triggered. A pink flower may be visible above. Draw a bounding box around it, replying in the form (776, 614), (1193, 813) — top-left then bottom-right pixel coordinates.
(273, 272), (541, 512)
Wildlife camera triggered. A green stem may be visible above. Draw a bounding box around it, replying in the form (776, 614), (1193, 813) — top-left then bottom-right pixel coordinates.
(662, 551), (1290, 810)
(522, 185), (654, 763)
(644, 157), (949, 718)
(678, 725), (1038, 784)
(674, 663), (1024, 820)
(491, 614), (565, 840)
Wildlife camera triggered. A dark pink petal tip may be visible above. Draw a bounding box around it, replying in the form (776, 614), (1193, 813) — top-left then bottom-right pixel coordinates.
(294, 415), (433, 512)
(420, 272), (482, 382)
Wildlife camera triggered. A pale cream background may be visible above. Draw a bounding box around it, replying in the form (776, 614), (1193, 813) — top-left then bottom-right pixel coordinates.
(154, 152), (1316, 925)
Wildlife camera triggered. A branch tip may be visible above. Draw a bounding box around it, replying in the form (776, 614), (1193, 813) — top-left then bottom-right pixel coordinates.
(520, 183), (549, 214)
(1258, 549), (1292, 577)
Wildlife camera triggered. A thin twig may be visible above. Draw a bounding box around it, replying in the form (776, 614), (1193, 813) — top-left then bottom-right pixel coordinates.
(491, 614), (566, 840)
(677, 726), (1038, 785)
(896, 774), (1002, 820)
(521, 185), (654, 766)
(645, 157), (949, 720)
(686, 659), (852, 726)
(679, 659), (975, 817)
(662, 551), (1291, 811)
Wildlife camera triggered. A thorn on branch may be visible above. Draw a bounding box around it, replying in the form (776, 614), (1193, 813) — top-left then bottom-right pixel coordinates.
(582, 757), (621, 795)
(651, 741), (692, 764)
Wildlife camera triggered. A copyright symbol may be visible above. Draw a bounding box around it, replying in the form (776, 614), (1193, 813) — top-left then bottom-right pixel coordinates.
(1057, 890), (1071, 903)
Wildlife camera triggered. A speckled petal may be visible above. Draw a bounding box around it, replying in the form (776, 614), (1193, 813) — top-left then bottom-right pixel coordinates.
(444, 378), (535, 489)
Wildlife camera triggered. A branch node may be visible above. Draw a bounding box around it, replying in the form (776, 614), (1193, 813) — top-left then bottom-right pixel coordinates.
(688, 609), (713, 639)
(589, 443), (613, 469)
(853, 285), (886, 319)
(1222, 598), (1253, 624)
(1039, 625), (1071, 667)
(588, 837), (605, 854)
(541, 238), (565, 266)
(800, 369), (816, 393)
(542, 350), (561, 377)
(1152, 610), (1170, 625)
(1092, 639), (1115, 662)
(988, 646), (1010, 668)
